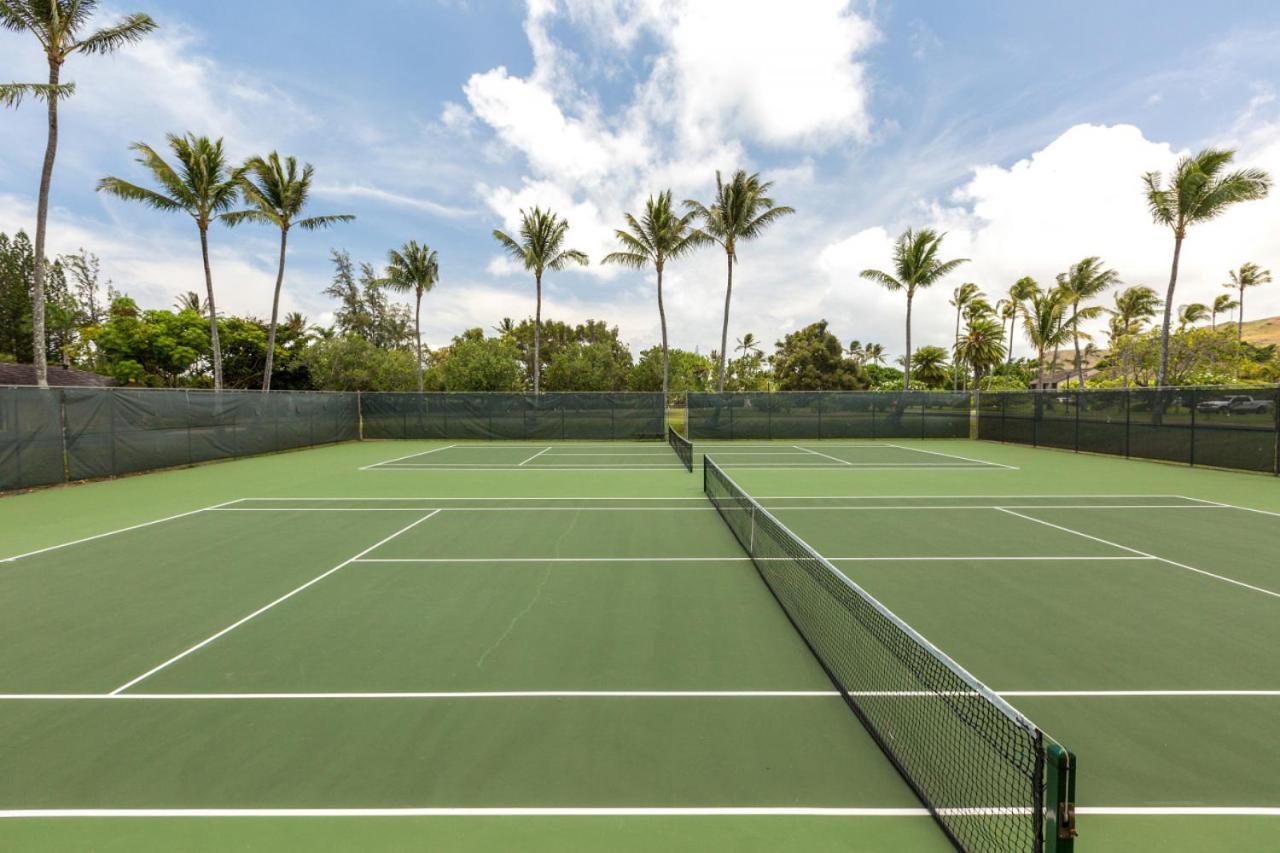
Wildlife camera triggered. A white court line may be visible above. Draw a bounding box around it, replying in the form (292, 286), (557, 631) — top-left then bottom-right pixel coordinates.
(1184, 496), (1280, 519)
(886, 443), (1019, 470)
(517, 447), (553, 466)
(360, 444), (457, 470)
(1, 807), (1276, 818)
(996, 508), (1280, 601)
(1, 502), (237, 563)
(231, 494), (1202, 501)
(208, 505), (1219, 513)
(3, 688), (1275, 701)
(352, 555), (1156, 563)
(108, 511), (442, 695)
(793, 445), (851, 465)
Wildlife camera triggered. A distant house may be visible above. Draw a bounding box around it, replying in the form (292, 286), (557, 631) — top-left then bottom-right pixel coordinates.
(0, 363), (114, 387)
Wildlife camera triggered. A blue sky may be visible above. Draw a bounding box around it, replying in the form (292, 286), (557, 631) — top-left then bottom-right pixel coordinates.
(3, 0), (1278, 361)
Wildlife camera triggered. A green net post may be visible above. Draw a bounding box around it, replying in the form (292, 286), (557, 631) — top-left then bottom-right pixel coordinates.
(1044, 743), (1077, 852)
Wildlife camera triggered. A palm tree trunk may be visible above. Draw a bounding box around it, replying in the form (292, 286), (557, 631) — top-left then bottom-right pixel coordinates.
(657, 264), (669, 404)
(1156, 233), (1183, 389)
(1036, 348), (1046, 388)
(903, 292), (913, 389)
(199, 225), (223, 390)
(1072, 299), (1084, 389)
(413, 289), (424, 393)
(1006, 313), (1015, 367)
(31, 62), (63, 389)
(1237, 284), (1246, 343)
(533, 271), (542, 394)
(717, 250), (733, 393)
(262, 228), (289, 392)
(953, 305), (961, 391)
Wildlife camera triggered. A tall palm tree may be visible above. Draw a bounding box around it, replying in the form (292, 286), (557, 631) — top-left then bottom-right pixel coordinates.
(949, 282), (981, 390)
(173, 291), (205, 314)
(492, 207), (588, 393)
(685, 170), (794, 392)
(98, 134), (245, 389)
(223, 152), (353, 391)
(955, 315), (1006, 389)
(1177, 302), (1209, 331)
(1106, 285), (1162, 389)
(378, 242), (439, 392)
(601, 190), (700, 402)
(1211, 293), (1239, 331)
(863, 342), (886, 366)
(1143, 149), (1270, 387)
(738, 333), (763, 358)
(1003, 276), (1039, 365)
(493, 317), (516, 339)
(1058, 257), (1119, 388)
(1022, 288), (1072, 388)
(0, 1), (156, 387)
(860, 228), (968, 389)
(1225, 262), (1272, 343)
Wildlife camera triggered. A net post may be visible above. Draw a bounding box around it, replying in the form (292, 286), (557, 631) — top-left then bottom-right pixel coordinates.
(1044, 742), (1078, 852)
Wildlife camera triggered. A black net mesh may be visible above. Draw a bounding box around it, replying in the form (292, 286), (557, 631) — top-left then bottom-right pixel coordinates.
(667, 427), (693, 471)
(704, 456), (1050, 853)
(687, 392), (974, 440)
(979, 388), (1279, 475)
(359, 393), (663, 440)
(0, 386), (67, 490)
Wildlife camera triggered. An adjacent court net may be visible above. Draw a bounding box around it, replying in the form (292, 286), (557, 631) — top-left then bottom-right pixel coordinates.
(668, 427), (693, 472)
(703, 456), (1075, 853)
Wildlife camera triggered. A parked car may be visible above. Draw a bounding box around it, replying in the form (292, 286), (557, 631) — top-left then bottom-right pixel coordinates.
(1196, 395), (1272, 415)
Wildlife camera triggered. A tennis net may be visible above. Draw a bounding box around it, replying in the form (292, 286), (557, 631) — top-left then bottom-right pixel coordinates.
(668, 427), (694, 472)
(703, 456), (1076, 853)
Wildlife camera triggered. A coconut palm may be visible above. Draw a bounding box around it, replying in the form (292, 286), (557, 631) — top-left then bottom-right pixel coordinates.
(738, 333), (763, 358)
(173, 291), (205, 314)
(602, 190), (700, 402)
(860, 228), (968, 389)
(1003, 276), (1040, 365)
(1224, 262), (1272, 343)
(492, 207), (588, 393)
(1143, 149), (1271, 387)
(1, 2), (157, 387)
(684, 170), (794, 392)
(1058, 257), (1119, 388)
(1022, 287), (1072, 388)
(1177, 302), (1209, 331)
(907, 345), (950, 389)
(1211, 293), (1239, 331)
(377, 242), (439, 392)
(1106, 286), (1161, 389)
(863, 342), (886, 366)
(98, 134), (245, 389)
(949, 282), (981, 390)
(955, 315), (1006, 389)
(223, 152), (353, 391)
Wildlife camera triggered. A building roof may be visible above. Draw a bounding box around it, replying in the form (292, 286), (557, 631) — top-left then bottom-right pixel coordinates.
(0, 363), (114, 387)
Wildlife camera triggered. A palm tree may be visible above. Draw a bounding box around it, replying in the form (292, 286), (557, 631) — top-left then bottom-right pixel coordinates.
(907, 345), (950, 389)
(1143, 149), (1271, 387)
(98, 134), (245, 389)
(860, 228), (968, 389)
(1106, 285), (1162, 389)
(0, 2), (156, 387)
(863, 342), (886, 367)
(223, 152), (353, 391)
(492, 207), (588, 393)
(1003, 276), (1039, 365)
(738, 333), (763, 358)
(949, 282), (981, 390)
(602, 190), (700, 402)
(493, 317), (516, 339)
(955, 315), (1006, 389)
(1058, 257), (1119, 388)
(174, 291), (205, 314)
(378, 241), (439, 392)
(1022, 288), (1072, 388)
(685, 170), (794, 392)
(1177, 302), (1209, 331)
(1225, 262), (1272, 343)
(1211, 293), (1239, 331)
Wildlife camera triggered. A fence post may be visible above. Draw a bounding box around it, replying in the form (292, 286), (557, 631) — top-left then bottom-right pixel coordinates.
(1124, 389), (1131, 458)
(817, 392), (824, 439)
(1074, 390), (1081, 453)
(1032, 392), (1039, 448)
(57, 389), (71, 483)
(1188, 388), (1197, 467)
(1273, 387), (1279, 476)
(1000, 393), (1007, 443)
(108, 388), (118, 476)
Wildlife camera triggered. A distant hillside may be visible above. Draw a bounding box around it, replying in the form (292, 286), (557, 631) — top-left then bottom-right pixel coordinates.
(1236, 315), (1280, 347)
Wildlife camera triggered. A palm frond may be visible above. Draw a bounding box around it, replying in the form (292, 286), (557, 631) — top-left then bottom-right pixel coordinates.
(95, 176), (183, 212)
(297, 214), (355, 231)
(73, 12), (157, 55)
(600, 251), (649, 270)
(0, 81), (76, 107)
(860, 269), (903, 291)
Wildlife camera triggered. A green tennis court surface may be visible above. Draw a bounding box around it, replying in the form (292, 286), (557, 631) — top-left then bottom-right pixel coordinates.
(1, 438), (1277, 851)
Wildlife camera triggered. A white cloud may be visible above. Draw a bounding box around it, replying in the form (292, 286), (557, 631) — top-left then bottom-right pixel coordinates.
(313, 183), (477, 219)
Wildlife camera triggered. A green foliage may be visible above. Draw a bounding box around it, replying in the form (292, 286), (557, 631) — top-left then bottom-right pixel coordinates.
(543, 339), (634, 392)
(770, 321), (867, 391)
(435, 331), (524, 392)
(907, 345), (951, 389)
(505, 318), (630, 389)
(90, 297), (209, 386)
(322, 249), (413, 349)
(629, 348), (714, 394)
(304, 334), (418, 392)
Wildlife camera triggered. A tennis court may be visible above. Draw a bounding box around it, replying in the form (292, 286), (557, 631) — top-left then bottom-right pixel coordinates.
(1, 436), (1277, 851)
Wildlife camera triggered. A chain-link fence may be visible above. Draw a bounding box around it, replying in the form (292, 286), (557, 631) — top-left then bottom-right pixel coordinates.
(360, 392), (665, 440)
(687, 392), (974, 440)
(977, 387), (1280, 474)
(2, 386), (358, 491)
